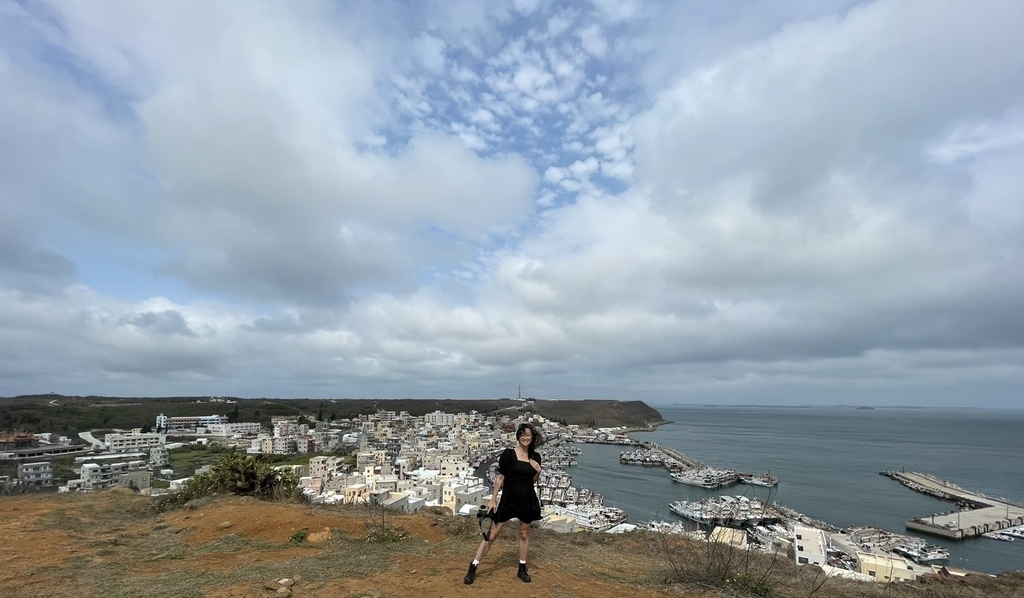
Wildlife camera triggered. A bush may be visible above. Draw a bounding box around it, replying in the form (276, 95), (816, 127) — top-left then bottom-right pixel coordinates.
(157, 451), (302, 510)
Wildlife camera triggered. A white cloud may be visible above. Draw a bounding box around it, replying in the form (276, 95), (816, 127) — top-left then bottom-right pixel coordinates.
(1, 0), (1022, 407)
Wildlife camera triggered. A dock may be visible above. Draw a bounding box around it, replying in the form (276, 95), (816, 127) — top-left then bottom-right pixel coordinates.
(639, 441), (705, 470)
(881, 470), (1024, 540)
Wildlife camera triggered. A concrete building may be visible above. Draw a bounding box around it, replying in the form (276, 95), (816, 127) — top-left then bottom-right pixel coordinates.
(309, 456), (346, 479)
(425, 410), (456, 427)
(18, 461), (53, 486)
(856, 551), (921, 582)
(156, 414), (228, 432)
(149, 445), (170, 467)
(201, 422), (262, 436)
(106, 432), (165, 452)
(793, 524), (829, 567)
(64, 460), (151, 492)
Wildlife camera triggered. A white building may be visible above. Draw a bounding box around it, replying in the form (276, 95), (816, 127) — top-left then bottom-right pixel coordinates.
(18, 461), (53, 486)
(106, 432), (165, 452)
(425, 410), (456, 427)
(271, 437), (295, 455)
(202, 422), (262, 436)
(793, 524), (829, 567)
(149, 445), (170, 467)
(156, 414), (228, 432)
(64, 460), (151, 492)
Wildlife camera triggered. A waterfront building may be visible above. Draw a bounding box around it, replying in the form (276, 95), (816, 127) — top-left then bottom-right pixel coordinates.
(855, 552), (920, 582)
(793, 524), (829, 567)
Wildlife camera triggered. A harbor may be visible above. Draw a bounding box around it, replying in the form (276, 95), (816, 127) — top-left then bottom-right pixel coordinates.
(573, 406), (1024, 574)
(881, 470), (1024, 540)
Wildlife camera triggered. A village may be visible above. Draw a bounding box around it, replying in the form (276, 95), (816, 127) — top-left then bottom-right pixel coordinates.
(0, 398), (639, 530)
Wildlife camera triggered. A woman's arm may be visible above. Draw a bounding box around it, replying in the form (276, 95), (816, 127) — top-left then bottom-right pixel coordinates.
(530, 459), (541, 484)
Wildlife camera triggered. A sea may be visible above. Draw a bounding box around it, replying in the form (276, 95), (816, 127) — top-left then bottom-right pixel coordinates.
(565, 405), (1024, 575)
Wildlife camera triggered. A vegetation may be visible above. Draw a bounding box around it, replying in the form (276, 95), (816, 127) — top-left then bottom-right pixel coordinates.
(167, 443), (228, 476)
(0, 394), (664, 434)
(157, 451), (303, 510)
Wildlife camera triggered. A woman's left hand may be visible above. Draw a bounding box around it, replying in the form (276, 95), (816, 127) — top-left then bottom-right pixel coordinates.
(529, 459), (541, 472)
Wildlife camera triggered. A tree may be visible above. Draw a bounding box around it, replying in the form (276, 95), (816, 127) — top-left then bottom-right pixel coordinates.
(141, 424), (152, 434)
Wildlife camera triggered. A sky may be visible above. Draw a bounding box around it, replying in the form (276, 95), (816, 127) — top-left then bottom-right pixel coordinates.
(1, 0), (1022, 407)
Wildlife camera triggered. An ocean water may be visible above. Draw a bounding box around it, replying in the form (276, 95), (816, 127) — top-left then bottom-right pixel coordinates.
(567, 405), (1024, 574)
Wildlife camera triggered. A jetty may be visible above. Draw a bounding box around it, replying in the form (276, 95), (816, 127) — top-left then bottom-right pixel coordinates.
(640, 441), (704, 470)
(881, 470), (1024, 540)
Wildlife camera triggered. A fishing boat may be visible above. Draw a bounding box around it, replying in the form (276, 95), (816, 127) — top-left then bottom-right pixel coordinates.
(893, 542), (950, 563)
(669, 496), (780, 528)
(670, 467), (739, 488)
(740, 470), (779, 487)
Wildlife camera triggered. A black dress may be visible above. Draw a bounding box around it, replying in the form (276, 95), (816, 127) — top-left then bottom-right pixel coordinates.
(493, 447), (542, 524)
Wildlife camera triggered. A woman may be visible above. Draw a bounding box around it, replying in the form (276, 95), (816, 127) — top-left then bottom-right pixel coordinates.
(463, 422), (543, 585)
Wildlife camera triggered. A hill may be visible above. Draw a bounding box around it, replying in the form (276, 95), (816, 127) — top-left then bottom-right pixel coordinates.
(0, 395), (664, 433)
(3, 491), (1022, 598)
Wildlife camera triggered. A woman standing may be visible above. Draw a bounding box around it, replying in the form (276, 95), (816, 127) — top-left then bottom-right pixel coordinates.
(463, 422), (543, 584)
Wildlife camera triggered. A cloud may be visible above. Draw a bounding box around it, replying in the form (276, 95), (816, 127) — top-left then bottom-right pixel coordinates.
(0, 0), (1021, 406)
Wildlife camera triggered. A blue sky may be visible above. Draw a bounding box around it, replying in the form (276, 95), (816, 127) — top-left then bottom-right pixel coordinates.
(1, 0), (1022, 407)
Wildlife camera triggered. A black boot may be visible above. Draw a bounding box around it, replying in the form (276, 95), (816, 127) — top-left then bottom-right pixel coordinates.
(517, 563), (532, 583)
(464, 562), (477, 585)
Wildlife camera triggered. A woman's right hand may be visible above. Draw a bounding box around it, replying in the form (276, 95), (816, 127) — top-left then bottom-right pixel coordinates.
(486, 499), (496, 512)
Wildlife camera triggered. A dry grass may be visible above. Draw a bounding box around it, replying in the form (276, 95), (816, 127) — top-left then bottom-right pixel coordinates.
(3, 491), (1022, 598)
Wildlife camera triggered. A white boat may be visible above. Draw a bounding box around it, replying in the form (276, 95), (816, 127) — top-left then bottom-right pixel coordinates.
(1004, 527), (1024, 539)
(670, 467), (739, 488)
(983, 531), (1015, 542)
(740, 471), (779, 487)
(893, 543), (950, 563)
(668, 496), (779, 528)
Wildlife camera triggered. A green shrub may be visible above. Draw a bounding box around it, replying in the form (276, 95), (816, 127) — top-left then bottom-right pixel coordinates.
(157, 451), (302, 510)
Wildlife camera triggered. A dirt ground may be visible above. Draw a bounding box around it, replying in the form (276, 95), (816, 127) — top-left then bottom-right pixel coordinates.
(7, 491), (1019, 598)
(0, 490), (690, 598)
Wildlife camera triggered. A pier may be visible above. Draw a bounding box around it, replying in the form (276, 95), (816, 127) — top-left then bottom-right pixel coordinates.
(639, 441), (705, 470)
(881, 471), (1024, 540)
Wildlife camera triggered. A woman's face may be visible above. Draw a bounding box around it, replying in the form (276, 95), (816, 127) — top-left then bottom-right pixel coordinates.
(517, 427), (533, 446)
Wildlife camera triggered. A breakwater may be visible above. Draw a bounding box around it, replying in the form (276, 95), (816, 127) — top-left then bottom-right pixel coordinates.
(881, 470), (1024, 540)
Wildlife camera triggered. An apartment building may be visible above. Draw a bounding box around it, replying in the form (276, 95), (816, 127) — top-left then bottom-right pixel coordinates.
(63, 460), (151, 492)
(106, 432), (165, 452)
(18, 461), (53, 486)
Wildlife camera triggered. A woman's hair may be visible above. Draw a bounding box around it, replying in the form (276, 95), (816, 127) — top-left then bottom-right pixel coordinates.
(516, 422), (543, 455)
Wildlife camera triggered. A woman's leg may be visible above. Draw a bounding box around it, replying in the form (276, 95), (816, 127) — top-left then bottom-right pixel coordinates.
(473, 521), (504, 562)
(517, 521), (530, 562)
